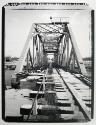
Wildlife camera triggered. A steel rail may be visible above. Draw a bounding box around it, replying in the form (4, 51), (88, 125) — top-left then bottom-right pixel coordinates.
(56, 68), (91, 121)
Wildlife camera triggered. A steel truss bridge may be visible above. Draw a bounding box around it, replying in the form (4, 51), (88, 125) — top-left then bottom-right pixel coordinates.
(14, 22), (87, 76)
(2, 2), (94, 122)
(9, 21), (92, 121)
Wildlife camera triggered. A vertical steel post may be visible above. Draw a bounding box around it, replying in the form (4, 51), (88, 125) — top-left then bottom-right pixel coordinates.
(29, 49), (33, 66)
(61, 53), (63, 66)
(66, 34), (69, 69)
(54, 53), (58, 65)
(33, 37), (34, 67)
(61, 37), (63, 66)
(62, 36), (66, 67)
(43, 75), (45, 91)
(73, 53), (75, 71)
(26, 52), (29, 72)
(33, 97), (37, 115)
(39, 37), (40, 53)
(58, 54), (60, 65)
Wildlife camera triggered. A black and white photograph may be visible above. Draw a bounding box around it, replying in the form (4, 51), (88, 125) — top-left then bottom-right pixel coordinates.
(2, 2), (94, 123)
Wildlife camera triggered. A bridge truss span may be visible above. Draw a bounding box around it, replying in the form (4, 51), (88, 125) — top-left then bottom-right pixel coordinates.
(14, 22), (87, 76)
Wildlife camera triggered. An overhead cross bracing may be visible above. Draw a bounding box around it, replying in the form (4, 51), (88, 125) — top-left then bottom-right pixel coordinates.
(35, 23), (66, 53)
(14, 21), (87, 76)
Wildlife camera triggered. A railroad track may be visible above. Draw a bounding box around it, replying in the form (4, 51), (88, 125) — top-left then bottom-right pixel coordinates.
(20, 68), (92, 122)
(55, 68), (91, 121)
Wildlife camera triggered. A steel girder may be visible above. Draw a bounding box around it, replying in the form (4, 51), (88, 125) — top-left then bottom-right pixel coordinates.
(14, 24), (37, 73)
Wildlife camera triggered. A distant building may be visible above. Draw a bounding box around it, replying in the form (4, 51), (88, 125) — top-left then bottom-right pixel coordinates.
(5, 56), (19, 62)
(5, 61), (18, 70)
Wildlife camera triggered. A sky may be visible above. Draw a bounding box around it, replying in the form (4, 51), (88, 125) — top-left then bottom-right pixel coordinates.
(5, 8), (91, 58)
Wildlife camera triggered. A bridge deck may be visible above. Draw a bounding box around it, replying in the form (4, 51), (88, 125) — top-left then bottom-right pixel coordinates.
(5, 68), (91, 122)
